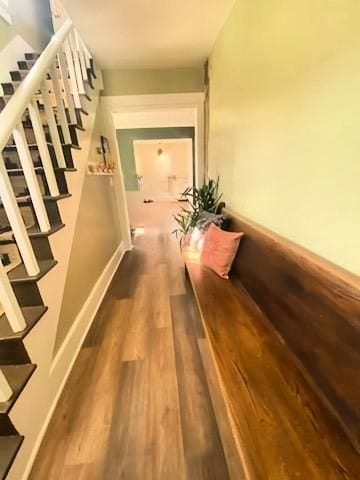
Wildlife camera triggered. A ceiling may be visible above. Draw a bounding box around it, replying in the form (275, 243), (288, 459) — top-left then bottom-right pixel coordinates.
(62, 0), (235, 69)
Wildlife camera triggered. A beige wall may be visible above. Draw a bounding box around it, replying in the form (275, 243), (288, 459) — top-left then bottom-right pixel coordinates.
(0, 0), (52, 51)
(9, 0), (53, 50)
(134, 140), (192, 198)
(208, 0), (360, 275)
(0, 0), (53, 84)
(102, 67), (204, 96)
(54, 111), (122, 354)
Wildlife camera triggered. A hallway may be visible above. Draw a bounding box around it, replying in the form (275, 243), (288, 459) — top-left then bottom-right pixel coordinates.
(29, 202), (242, 479)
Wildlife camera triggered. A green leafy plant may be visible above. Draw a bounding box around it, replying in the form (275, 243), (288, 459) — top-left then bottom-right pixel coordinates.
(172, 178), (222, 240)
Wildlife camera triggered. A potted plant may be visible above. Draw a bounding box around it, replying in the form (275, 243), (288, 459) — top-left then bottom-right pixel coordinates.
(172, 178), (223, 247)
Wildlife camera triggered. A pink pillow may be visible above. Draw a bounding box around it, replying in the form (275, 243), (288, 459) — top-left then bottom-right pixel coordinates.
(200, 223), (244, 279)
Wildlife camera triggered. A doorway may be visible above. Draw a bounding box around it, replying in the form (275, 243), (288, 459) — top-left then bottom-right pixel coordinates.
(133, 138), (193, 202)
(116, 126), (195, 228)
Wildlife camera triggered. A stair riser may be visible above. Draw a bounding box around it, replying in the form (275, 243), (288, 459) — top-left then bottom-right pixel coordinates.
(58, 144), (75, 168)
(87, 69), (95, 89)
(0, 200), (63, 235)
(13, 283), (43, 308)
(44, 200), (62, 226)
(74, 108), (84, 129)
(25, 53), (40, 61)
(90, 58), (96, 79)
(17, 60), (36, 71)
(2, 123), (79, 149)
(0, 206), (34, 232)
(0, 90), (84, 133)
(10, 71), (27, 83)
(0, 415), (18, 436)
(23, 124), (79, 148)
(8, 170), (69, 197)
(3, 143), (75, 170)
(31, 237), (54, 261)
(9, 174), (46, 198)
(0, 341), (30, 366)
(0, 238), (53, 284)
(4, 148), (42, 168)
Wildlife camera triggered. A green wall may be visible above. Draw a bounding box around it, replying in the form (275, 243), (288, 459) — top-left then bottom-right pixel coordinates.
(117, 127), (195, 191)
(102, 68), (204, 96)
(208, 0), (360, 275)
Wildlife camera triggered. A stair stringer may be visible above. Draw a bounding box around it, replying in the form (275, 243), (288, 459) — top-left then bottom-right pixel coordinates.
(4, 80), (119, 479)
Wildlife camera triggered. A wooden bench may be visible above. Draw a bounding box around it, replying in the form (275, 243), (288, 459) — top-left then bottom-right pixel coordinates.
(184, 208), (360, 479)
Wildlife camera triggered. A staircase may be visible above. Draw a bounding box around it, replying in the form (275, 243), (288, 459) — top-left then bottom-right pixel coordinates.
(0, 22), (97, 479)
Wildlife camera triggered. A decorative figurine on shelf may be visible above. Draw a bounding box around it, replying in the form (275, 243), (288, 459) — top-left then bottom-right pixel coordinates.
(88, 135), (116, 175)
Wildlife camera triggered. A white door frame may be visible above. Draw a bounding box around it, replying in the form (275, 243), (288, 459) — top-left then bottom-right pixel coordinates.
(100, 92), (205, 246)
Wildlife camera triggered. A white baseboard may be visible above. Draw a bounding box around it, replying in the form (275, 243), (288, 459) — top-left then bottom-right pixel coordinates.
(21, 241), (128, 480)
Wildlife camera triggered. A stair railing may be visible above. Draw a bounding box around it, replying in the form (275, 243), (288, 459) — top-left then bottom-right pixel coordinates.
(0, 18), (92, 342)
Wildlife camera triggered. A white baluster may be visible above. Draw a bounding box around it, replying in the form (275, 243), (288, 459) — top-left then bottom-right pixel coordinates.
(0, 262), (26, 332)
(0, 369), (12, 402)
(79, 36), (91, 69)
(13, 123), (51, 233)
(63, 39), (81, 109)
(0, 158), (39, 276)
(69, 31), (85, 95)
(27, 99), (60, 197)
(58, 51), (77, 125)
(50, 63), (72, 145)
(40, 79), (66, 168)
(75, 31), (87, 81)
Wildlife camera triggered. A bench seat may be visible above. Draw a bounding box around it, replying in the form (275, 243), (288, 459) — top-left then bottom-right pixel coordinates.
(184, 242), (360, 479)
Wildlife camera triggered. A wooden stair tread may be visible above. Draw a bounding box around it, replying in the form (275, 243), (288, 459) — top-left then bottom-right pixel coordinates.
(184, 254), (360, 479)
(0, 224), (65, 245)
(0, 194), (71, 214)
(43, 193), (71, 201)
(8, 259), (57, 284)
(0, 436), (23, 480)
(0, 364), (36, 414)
(0, 306), (48, 341)
(27, 223), (65, 238)
(7, 167), (77, 176)
(22, 119), (79, 129)
(3, 142), (80, 151)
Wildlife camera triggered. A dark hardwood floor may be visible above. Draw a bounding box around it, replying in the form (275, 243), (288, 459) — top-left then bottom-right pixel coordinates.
(29, 202), (242, 479)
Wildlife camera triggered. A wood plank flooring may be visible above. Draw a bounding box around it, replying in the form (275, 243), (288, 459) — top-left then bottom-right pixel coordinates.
(30, 202), (241, 480)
